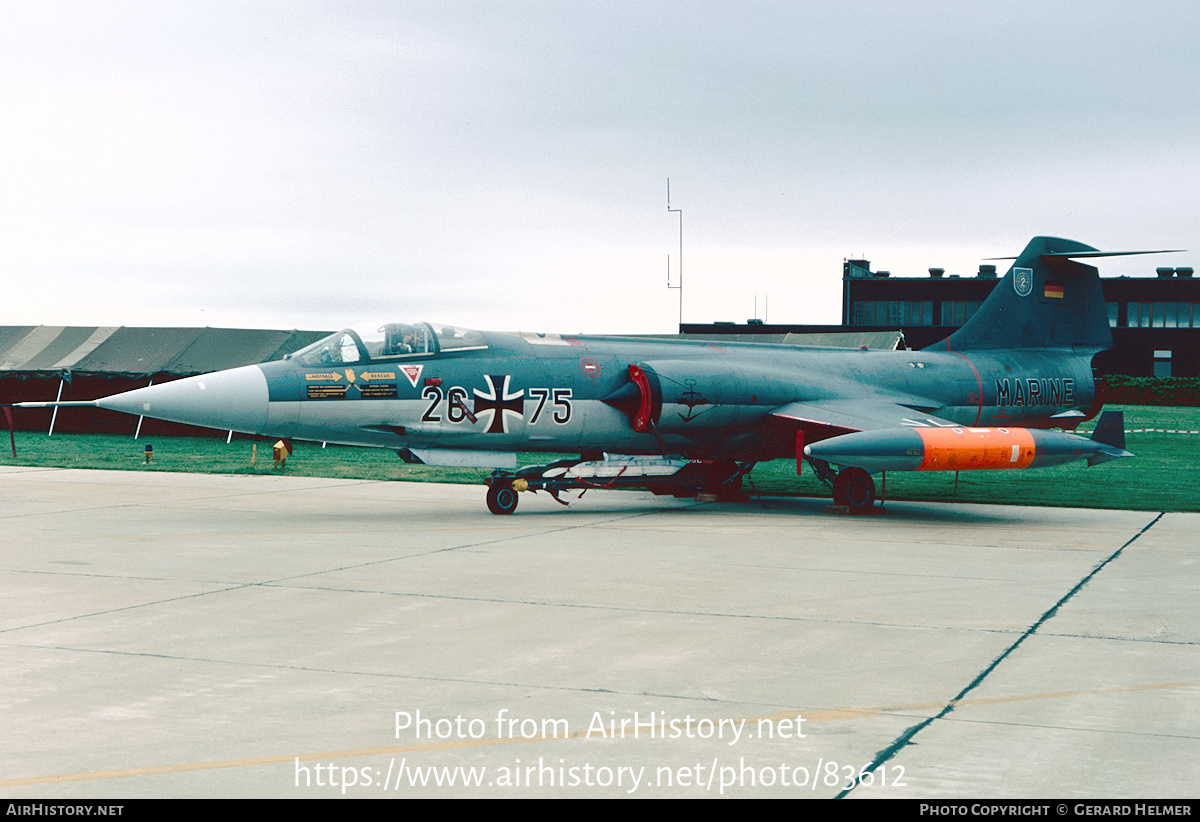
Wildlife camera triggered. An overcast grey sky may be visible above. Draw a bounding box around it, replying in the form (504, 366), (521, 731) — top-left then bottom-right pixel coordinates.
(2, 1), (1196, 334)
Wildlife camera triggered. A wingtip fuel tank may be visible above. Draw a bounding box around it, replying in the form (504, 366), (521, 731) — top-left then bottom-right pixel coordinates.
(803, 419), (1132, 474)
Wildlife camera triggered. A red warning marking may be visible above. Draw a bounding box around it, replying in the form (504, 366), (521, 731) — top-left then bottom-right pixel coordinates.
(565, 337), (586, 348)
(581, 358), (601, 377)
(400, 364), (423, 388)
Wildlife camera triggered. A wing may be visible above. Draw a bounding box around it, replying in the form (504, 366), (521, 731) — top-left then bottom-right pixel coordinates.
(770, 398), (963, 435)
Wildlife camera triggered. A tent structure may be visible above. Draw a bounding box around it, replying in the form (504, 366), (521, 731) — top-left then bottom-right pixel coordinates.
(1, 326), (327, 435)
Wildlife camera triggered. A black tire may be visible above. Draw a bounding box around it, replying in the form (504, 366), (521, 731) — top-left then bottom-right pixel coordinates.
(833, 467), (875, 511)
(486, 483), (519, 515)
(832, 470), (850, 506)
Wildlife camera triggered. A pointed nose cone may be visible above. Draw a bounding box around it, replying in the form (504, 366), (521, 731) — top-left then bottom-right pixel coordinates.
(97, 365), (269, 433)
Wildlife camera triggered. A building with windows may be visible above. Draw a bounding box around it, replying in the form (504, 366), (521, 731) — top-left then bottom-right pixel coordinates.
(681, 260), (1200, 377)
(842, 260), (1200, 377)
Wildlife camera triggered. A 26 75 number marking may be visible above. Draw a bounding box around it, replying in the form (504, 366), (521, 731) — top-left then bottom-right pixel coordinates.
(527, 388), (573, 424)
(421, 385), (572, 425)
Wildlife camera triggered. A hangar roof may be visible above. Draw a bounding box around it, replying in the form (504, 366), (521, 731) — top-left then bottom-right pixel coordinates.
(0, 326), (329, 377)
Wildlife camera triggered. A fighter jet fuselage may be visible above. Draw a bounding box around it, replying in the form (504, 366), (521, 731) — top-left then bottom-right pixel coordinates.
(21, 237), (1146, 513)
(122, 333), (1095, 458)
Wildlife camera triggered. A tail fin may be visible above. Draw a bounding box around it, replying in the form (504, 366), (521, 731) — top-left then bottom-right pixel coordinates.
(1089, 409), (1126, 451)
(929, 236), (1113, 352)
(1087, 409), (1132, 466)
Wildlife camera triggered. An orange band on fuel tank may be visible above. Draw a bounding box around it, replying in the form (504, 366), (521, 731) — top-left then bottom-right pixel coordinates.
(916, 427), (1037, 471)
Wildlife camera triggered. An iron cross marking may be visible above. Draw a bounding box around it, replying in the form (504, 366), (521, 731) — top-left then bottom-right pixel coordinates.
(473, 375), (525, 434)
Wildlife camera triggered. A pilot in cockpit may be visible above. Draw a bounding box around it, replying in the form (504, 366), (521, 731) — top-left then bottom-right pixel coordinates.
(381, 323), (419, 355)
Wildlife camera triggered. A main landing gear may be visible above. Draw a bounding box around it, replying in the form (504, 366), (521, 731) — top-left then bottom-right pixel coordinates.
(483, 456), (752, 515)
(831, 466), (877, 512)
(807, 457), (878, 513)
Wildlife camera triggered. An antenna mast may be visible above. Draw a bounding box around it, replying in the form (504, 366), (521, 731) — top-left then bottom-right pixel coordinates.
(666, 178), (683, 327)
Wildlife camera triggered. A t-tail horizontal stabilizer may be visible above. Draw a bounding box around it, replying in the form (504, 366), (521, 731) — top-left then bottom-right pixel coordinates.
(932, 237), (1182, 353)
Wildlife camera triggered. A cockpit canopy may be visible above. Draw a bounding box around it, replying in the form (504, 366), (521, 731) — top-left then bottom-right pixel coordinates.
(289, 322), (487, 366)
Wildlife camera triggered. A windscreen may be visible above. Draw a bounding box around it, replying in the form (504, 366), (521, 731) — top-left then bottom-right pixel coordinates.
(289, 322), (486, 366)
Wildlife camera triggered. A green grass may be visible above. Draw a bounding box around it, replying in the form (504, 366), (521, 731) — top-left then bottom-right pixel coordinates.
(2, 405), (1198, 512)
(0, 432), (502, 485)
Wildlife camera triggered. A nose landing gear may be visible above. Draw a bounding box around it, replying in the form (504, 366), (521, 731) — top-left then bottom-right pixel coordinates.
(483, 457), (754, 514)
(486, 481), (520, 515)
